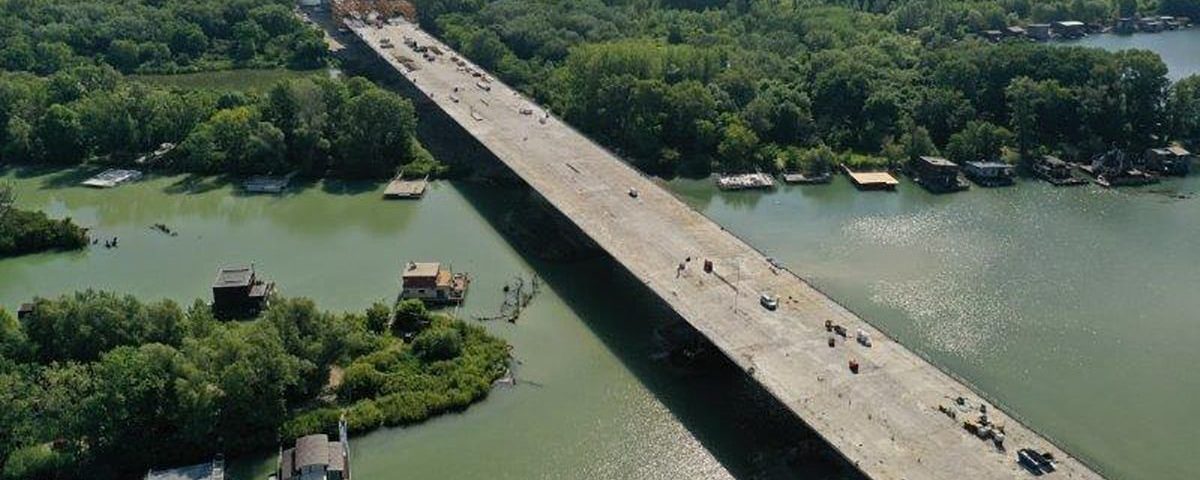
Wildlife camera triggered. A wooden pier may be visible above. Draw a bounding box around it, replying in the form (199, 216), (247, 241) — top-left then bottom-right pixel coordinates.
(841, 165), (899, 190)
(351, 20), (1105, 480)
(383, 175), (428, 199)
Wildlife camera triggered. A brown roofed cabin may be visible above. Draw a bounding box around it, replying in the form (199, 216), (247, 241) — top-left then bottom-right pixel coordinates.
(272, 421), (350, 480)
(211, 265), (274, 318)
(913, 156), (968, 193)
(400, 261), (469, 304)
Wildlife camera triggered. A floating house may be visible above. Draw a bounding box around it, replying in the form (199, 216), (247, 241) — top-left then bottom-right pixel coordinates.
(243, 172), (297, 194)
(272, 421), (350, 480)
(1027, 24), (1053, 40)
(1144, 146), (1193, 176)
(1138, 17), (1164, 32)
(135, 142), (176, 165)
(1083, 149), (1158, 187)
(716, 172), (775, 190)
(841, 165), (898, 191)
(211, 265), (274, 318)
(16, 303), (34, 321)
(400, 261), (469, 304)
(1004, 26), (1027, 38)
(1034, 155), (1088, 186)
(82, 169), (142, 188)
(145, 456), (224, 480)
(963, 161), (1015, 187)
(1116, 17), (1136, 34)
(912, 156), (968, 193)
(1052, 20), (1086, 39)
(781, 172), (832, 184)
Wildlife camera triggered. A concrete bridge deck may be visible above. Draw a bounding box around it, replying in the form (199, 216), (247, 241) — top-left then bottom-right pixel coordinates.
(350, 20), (1105, 480)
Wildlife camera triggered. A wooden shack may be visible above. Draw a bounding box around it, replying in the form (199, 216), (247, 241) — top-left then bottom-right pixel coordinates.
(212, 265), (274, 318)
(913, 156), (968, 193)
(400, 261), (469, 304)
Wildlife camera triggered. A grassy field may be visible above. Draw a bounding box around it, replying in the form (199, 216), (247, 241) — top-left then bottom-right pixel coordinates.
(130, 68), (333, 92)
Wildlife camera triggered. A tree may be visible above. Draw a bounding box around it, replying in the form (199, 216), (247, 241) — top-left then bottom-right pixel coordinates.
(392, 299), (430, 335)
(365, 302), (393, 335)
(335, 89), (416, 177)
(106, 40), (141, 73)
(463, 30), (511, 71)
(1117, 50), (1169, 150)
(898, 120), (939, 164)
(411, 326), (464, 362)
(73, 344), (217, 470)
(0, 370), (35, 474)
(1007, 76), (1041, 165)
(945, 121), (1014, 163)
(35, 104), (86, 164)
(1167, 75), (1200, 144)
(169, 23), (210, 61)
(717, 118), (761, 171)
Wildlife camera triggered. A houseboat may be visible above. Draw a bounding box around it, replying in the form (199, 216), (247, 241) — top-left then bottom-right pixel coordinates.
(243, 172), (297, 194)
(145, 456), (224, 480)
(1052, 20), (1086, 39)
(716, 172), (775, 191)
(1144, 146), (1193, 176)
(271, 420), (351, 480)
(211, 265), (274, 318)
(1034, 155), (1088, 186)
(1082, 149), (1158, 187)
(912, 156), (969, 193)
(1027, 23), (1053, 40)
(781, 171), (832, 184)
(81, 169), (142, 188)
(962, 161), (1015, 187)
(400, 261), (469, 304)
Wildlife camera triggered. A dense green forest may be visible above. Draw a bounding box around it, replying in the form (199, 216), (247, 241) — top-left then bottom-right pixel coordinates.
(0, 292), (508, 479)
(0, 183), (88, 257)
(0, 0), (327, 74)
(0, 66), (435, 177)
(412, 0), (1200, 175)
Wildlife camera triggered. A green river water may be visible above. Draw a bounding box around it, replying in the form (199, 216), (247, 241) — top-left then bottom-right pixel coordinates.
(0, 170), (847, 480)
(4, 168), (1199, 479)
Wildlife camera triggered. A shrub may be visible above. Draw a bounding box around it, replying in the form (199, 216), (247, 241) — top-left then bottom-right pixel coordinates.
(411, 326), (463, 362)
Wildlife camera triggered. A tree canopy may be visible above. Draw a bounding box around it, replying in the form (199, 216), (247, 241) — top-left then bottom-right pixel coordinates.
(411, 0), (1193, 174)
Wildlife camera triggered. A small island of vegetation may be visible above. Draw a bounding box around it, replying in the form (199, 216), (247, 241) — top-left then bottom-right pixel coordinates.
(0, 183), (88, 258)
(0, 292), (509, 479)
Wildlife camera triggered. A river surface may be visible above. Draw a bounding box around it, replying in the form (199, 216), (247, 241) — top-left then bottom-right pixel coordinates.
(668, 175), (1200, 480)
(0, 170), (848, 480)
(1065, 28), (1200, 80)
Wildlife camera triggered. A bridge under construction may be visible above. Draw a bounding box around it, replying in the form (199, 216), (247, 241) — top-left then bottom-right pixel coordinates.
(347, 18), (1106, 480)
